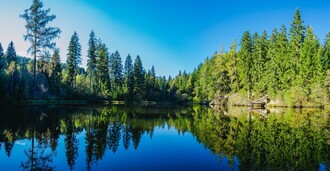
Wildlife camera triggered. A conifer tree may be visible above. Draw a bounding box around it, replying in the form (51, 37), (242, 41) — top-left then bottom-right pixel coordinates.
(227, 40), (238, 92)
(6, 41), (17, 95)
(109, 50), (123, 87)
(66, 32), (81, 88)
(299, 26), (320, 87)
(289, 9), (305, 82)
(238, 31), (253, 96)
(50, 49), (62, 95)
(124, 54), (134, 100)
(21, 0), (61, 97)
(0, 43), (5, 71)
(251, 31), (268, 95)
(133, 55), (145, 100)
(323, 32), (330, 70)
(97, 43), (110, 97)
(87, 30), (97, 93)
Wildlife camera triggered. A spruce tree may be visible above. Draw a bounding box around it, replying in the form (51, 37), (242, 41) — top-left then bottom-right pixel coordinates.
(277, 25), (291, 91)
(51, 49), (62, 96)
(66, 32), (81, 88)
(124, 54), (134, 101)
(227, 39), (238, 92)
(97, 43), (110, 97)
(299, 26), (320, 87)
(6, 41), (17, 95)
(266, 28), (284, 95)
(133, 55), (145, 100)
(289, 9), (305, 83)
(87, 30), (97, 93)
(323, 32), (330, 70)
(109, 50), (123, 86)
(21, 0), (61, 97)
(237, 31), (253, 97)
(0, 43), (6, 71)
(251, 31), (268, 95)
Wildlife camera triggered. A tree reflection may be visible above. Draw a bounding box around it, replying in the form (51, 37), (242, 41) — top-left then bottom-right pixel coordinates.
(64, 115), (79, 170)
(0, 105), (328, 170)
(20, 109), (55, 170)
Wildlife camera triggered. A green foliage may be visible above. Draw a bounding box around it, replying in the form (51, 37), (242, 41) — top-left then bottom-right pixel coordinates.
(20, 0), (61, 98)
(124, 54), (134, 101)
(87, 30), (98, 93)
(133, 55), (145, 101)
(97, 43), (110, 98)
(0, 43), (6, 71)
(66, 32), (82, 89)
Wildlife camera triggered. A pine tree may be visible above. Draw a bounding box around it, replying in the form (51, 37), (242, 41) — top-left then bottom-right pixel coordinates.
(323, 32), (330, 70)
(251, 31), (268, 95)
(6, 41), (17, 95)
(109, 50), (123, 87)
(51, 49), (62, 96)
(289, 8), (305, 83)
(146, 66), (156, 100)
(299, 26), (320, 87)
(277, 25), (291, 91)
(133, 55), (145, 100)
(21, 0), (61, 98)
(124, 54), (134, 101)
(97, 43), (110, 97)
(0, 43), (6, 71)
(227, 39), (238, 92)
(87, 30), (97, 93)
(237, 31), (253, 97)
(66, 32), (81, 88)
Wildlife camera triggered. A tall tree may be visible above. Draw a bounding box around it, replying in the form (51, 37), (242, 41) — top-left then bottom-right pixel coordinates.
(323, 32), (330, 71)
(227, 39), (239, 92)
(21, 0), (61, 98)
(0, 43), (6, 71)
(66, 32), (82, 88)
(109, 50), (123, 85)
(237, 31), (253, 97)
(299, 26), (321, 87)
(133, 55), (145, 100)
(124, 54), (134, 101)
(289, 8), (305, 83)
(50, 49), (62, 96)
(87, 30), (97, 93)
(6, 41), (17, 95)
(97, 43), (110, 98)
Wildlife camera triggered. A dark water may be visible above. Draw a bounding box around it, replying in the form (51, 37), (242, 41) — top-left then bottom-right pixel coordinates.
(0, 105), (329, 171)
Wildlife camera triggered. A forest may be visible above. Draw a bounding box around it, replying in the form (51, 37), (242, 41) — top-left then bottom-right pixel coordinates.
(0, 0), (329, 107)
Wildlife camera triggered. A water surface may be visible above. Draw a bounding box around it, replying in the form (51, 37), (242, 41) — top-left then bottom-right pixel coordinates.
(0, 105), (329, 170)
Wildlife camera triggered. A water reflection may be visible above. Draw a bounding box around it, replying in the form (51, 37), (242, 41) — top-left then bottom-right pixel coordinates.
(0, 105), (329, 170)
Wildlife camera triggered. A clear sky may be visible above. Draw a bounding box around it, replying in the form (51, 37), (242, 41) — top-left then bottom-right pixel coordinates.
(0, 0), (330, 76)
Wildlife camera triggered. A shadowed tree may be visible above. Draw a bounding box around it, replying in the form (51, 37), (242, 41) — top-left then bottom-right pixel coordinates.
(124, 54), (134, 101)
(0, 43), (6, 71)
(87, 31), (97, 93)
(6, 41), (18, 95)
(20, 0), (61, 98)
(66, 32), (82, 89)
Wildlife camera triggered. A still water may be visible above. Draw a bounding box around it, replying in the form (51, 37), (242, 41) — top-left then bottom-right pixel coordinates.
(0, 105), (329, 170)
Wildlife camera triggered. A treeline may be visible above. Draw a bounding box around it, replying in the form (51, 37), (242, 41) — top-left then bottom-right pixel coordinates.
(0, 37), (174, 102)
(170, 9), (330, 106)
(0, 0), (178, 102)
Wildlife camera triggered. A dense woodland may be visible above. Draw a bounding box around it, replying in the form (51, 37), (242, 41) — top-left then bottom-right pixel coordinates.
(0, 0), (330, 107)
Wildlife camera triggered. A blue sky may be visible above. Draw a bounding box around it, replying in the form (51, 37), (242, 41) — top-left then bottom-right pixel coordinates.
(0, 0), (330, 76)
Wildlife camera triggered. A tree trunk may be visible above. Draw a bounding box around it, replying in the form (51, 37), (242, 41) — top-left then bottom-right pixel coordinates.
(33, 38), (37, 98)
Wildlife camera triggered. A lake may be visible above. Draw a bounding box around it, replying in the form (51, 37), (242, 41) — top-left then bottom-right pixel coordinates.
(0, 105), (329, 170)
